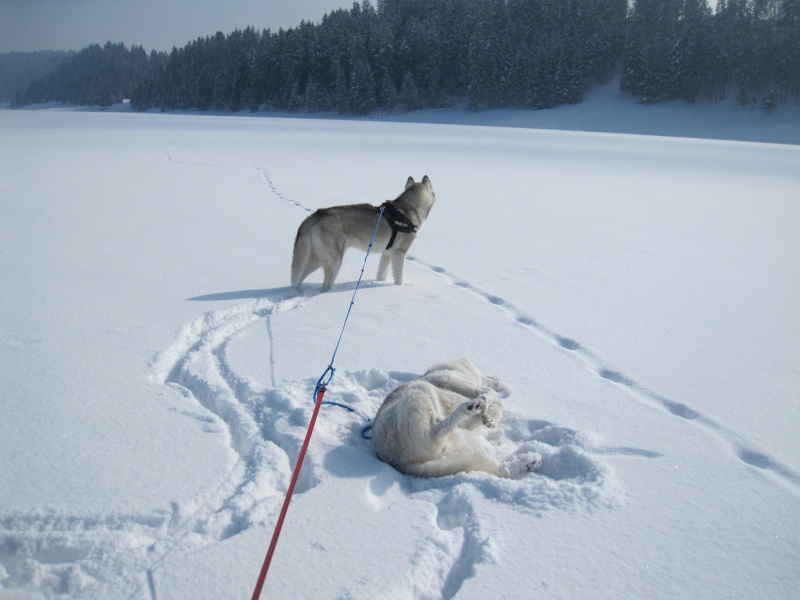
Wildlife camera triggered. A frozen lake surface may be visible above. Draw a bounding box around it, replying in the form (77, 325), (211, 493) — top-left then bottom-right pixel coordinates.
(1, 96), (799, 598)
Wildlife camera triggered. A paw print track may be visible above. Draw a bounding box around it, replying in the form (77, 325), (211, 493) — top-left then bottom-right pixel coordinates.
(256, 168), (312, 213)
(406, 255), (800, 494)
(556, 336), (581, 350)
(160, 140), (310, 214)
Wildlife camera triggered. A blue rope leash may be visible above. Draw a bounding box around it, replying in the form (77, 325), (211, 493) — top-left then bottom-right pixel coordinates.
(313, 206), (384, 433)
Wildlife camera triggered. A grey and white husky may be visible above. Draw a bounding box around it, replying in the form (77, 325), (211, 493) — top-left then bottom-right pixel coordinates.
(291, 175), (435, 292)
(371, 359), (542, 478)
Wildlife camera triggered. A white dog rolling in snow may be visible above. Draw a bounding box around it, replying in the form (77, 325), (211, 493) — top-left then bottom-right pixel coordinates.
(371, 359), (542, 478)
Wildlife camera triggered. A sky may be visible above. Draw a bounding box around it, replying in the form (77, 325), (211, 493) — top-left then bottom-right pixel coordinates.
(0, 0), (353, 54)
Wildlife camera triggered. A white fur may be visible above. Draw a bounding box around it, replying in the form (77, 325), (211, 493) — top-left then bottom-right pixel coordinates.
(371, 359), (541, 478)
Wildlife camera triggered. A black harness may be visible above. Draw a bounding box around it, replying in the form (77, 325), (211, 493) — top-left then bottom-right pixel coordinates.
(379, 202), (417, 250)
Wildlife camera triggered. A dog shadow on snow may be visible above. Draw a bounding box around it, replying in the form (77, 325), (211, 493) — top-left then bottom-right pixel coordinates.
(188, 287), (291, 302)
(187, 280), (393, 302)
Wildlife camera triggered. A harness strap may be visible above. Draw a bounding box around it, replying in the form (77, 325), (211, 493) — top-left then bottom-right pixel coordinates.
(379, 202), (417, 250)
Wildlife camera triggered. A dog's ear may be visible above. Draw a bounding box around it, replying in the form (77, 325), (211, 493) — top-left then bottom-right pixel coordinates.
(422, 175), (431, 187)
(405, 176), (415, 189)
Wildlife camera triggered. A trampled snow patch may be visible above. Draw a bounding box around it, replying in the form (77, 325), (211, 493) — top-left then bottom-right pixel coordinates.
(146, 288), (622, 596)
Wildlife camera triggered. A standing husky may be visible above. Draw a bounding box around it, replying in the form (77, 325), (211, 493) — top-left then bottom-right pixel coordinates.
(291, 176), (435, 292)
(371, 359), (542, 478)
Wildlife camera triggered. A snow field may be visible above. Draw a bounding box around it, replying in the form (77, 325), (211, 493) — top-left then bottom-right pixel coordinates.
(1, 104), (799, 599)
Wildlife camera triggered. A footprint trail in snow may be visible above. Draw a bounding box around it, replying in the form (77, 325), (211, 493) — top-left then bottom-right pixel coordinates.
(157, 130), (800, 500)
(406, 255), (800, 494)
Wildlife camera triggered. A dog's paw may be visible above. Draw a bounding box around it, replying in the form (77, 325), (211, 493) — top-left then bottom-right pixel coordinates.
(478, 388), (497, 405)
(464, 399), (484, 415)
(500, 451), (543, 477)
(523, 452), (543, 472)
(481, 398), (503, 428)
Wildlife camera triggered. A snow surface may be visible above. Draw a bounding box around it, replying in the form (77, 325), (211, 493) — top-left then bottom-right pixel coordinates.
(1, 92), (799, 599)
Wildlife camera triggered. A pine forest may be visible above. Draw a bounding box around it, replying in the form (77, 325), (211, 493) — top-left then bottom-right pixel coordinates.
(10, 0), (800, 115)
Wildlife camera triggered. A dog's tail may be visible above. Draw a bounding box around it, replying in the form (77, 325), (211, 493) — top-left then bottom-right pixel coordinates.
(291, 216), (315, 290)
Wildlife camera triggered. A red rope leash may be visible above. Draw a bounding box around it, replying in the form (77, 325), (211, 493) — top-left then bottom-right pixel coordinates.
(251, 385), (327, 600)
(251, 208), (384, 597)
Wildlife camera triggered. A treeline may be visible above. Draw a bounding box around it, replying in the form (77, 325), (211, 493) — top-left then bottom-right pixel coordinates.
(622, 0), (800, 110)
(14, 42), (155, 107)
(0, 50), (73, 101)
(12, 0), (800, 114)
(131, 0), (627, 113)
